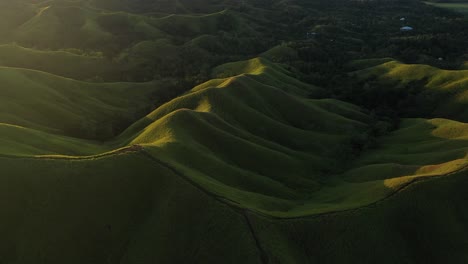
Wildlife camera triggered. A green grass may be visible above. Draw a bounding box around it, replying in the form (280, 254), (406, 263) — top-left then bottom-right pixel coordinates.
(9, 1), (248, 53)
(0, 66), (162, 140)
(2, 52), (468, 261)
(0, 59), (369, 213)
(0, 0), (466, 262)
(0, 44), (120, 81)
(425, 1), (468, 16)
(0, 152), (263, 263)
(0, 123), (109, 156)
(346, 57), (394, 70)
(352, 60), (468, 121)
(4, 57), (468, 218)
(251, 170), (468, 263)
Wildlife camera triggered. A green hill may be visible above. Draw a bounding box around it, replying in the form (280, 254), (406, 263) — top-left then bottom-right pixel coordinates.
(352, 60), (468, 121)
(0, 66), (161, 139)
(0, 0), (467, 262)
(2, 57), (468, 262)
(0, 44), (121, 81)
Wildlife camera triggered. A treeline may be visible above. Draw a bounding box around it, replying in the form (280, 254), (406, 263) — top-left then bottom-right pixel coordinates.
(264, 0), (467, 106)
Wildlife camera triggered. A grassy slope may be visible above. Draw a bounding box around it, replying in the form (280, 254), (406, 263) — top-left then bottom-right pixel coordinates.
(3, 134), (468, 263)
(0, 1), (36, 41)
(425, 1), (468, 16)
(0, 124), (108, 156)
(353, 60), (468, 120)
(4, 57), (468, 216)
(0, 59), (370, 215)
(0, 44), (120, 81)
(128, 59), (379, 217)
(0, 152), (261, 263)
(2, 56), (468, 261)
(0, 66), (159, 138)
(10, 1), (247, 51)
(251, 169), (468, 264)
(13, 3), (114, 50)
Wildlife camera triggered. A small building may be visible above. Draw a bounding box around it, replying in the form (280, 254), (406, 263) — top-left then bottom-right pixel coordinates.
(400, 26), (413, 32)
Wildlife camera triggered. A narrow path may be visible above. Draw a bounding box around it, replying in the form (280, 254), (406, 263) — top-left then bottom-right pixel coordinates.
(138, 149), (270, 263)
(0, 144), (143, 161)
(138, 148), (247, 209)
(243, 211), (269, 264)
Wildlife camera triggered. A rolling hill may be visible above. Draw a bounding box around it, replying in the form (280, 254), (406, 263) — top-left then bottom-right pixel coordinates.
(352, 60), (468, 121)
(0, 66), (163, 139)
(0, 0), (467, 263)
(1, 56), (468, 262)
